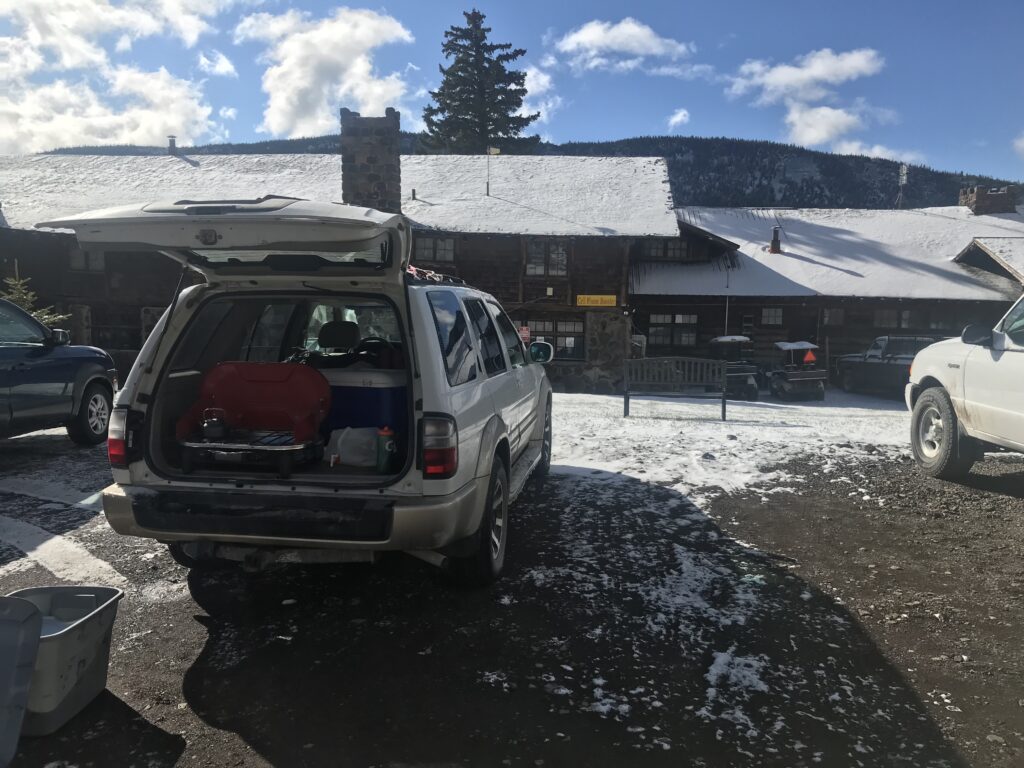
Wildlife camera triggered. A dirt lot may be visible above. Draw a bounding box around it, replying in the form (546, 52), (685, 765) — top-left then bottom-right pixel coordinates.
(4, 394), (1023, 767)
(715, 452), (1024, 768)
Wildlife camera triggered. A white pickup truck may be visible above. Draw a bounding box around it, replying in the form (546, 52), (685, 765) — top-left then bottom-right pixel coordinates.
(906, 294), (1024, 479)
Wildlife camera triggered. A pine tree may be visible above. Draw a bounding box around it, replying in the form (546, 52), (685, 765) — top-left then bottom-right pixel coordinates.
(422, 9), (539, 153)
(1, 276), (70, 326)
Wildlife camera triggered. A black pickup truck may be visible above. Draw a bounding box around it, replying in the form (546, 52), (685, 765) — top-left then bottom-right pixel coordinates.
(835, 335), (940, 393)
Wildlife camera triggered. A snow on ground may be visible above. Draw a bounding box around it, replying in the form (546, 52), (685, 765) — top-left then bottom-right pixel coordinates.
(551, 390), (908, 507)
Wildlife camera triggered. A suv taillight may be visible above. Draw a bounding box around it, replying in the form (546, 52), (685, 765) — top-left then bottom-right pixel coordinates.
(420, 415), (458, 479)
(108, 408), (143, 469)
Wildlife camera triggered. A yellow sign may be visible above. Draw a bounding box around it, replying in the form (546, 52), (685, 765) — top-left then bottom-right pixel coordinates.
(576, 294), (618, 307)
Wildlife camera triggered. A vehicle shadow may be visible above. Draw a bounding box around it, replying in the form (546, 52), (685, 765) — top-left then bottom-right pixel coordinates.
(13, 690), (186, 767)
(180, 469), (966, 767)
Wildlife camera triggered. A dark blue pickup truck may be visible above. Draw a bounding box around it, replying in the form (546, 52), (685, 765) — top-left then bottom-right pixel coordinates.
(0, 298), (117, 444)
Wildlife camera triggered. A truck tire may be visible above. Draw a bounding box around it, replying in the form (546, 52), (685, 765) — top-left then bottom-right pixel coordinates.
(910, 388), (978, 480)
(451, 457), (508, 588)
(67, 382), (112, 446)
(840, 368), (856, 393)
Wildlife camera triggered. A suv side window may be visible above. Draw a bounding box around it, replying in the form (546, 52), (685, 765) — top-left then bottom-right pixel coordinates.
(489, 303), (527, 368)
(0, 304), (44, 345)
(1001, 299), (1024, 346)
(427, 291), (477, 386)
(464, 298), (507, 376)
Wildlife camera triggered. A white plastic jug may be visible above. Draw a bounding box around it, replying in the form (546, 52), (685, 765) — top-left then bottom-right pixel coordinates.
(327, 427), (378, 468)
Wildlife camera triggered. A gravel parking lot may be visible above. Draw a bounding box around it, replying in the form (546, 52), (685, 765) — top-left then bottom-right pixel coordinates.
(3, 393), (1022, 767)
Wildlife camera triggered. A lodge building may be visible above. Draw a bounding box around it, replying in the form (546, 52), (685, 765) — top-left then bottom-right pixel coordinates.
(0, 107), (1022, 389)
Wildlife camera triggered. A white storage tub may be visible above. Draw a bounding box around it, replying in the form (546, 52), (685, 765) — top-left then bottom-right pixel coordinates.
(0, 597), (42, 765)
(7, 586), (124, 737)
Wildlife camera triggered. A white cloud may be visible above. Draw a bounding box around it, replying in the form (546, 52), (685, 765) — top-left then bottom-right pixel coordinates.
(556, 18), (694, 73)
(520, 64), (562, 125)
(667, 107), (690, 130)
(1014, 132), (1024, 160)
(785, 103), (862, 145)
(832, 140), (925, 164)
(234, 7), (414, 138)
(0, 0), (241, 152)
(219, 106), (238, 120)
(729, 48), (884, 105)
(198, 49), (237, 77)
(648, 62), (716, 81)
(0, 66), (213, 153)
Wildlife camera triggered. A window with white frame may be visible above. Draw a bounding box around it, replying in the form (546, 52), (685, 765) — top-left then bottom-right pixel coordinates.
(761, 307), (783, 326)
(648, 313), (697, 348)
(414, 236), (455, 263)
(525, 239), (568, 277)
(527, 317), (584, 359)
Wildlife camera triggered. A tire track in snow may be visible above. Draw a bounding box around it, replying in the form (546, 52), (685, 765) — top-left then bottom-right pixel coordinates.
(0, 514), (127, 587)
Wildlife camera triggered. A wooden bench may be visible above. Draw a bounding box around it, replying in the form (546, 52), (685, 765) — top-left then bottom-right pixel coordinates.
(623, 357), (728, 420)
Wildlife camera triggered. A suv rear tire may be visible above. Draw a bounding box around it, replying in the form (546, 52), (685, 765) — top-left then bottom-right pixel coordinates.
(535, 399), (552, 478)
(911, 387), (978, 480)
(451, 457), (509, 587)
(67, 383), (112, 446)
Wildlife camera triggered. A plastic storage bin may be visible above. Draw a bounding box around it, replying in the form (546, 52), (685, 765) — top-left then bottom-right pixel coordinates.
(320, 368), (407, 434)
(0, 597), (42, 766)
(7, 586), (124, 737)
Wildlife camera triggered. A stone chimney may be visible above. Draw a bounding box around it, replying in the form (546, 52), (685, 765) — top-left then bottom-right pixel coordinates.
(167, 135), (177, 155)
(339, 107), (402, 214)
(769, 226), (782, 254)
(959, 185), (1018, 215)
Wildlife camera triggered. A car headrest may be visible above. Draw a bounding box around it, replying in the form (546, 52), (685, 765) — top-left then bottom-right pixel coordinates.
(318, 321), (361, 351)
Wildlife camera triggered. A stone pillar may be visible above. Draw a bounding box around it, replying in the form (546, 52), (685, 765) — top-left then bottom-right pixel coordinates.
(340, 107), (402, 214)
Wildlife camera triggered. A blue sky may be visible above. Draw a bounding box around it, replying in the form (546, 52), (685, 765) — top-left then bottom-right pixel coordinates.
(2, 0), (1022, 179)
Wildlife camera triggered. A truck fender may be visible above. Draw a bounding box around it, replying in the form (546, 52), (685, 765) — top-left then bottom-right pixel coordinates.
(528, 379), (553, 442)
(70, 363), (113, 416)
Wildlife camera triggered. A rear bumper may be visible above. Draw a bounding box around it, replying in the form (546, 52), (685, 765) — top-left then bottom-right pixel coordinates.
(101, 478), (489, 552)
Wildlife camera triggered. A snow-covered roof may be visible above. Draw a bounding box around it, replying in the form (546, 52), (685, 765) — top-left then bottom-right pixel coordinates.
(958, 237), (1024, 283)
(0, 153), (678, 238)
(631, 251), (816, 297)
(635, 206), (1024, 301)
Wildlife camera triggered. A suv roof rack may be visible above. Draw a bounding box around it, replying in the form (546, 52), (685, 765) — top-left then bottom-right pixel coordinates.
(405, 266), (467, 286)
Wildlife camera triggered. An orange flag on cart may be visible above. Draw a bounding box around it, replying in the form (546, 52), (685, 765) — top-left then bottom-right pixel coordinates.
(803, 350), (817, 364)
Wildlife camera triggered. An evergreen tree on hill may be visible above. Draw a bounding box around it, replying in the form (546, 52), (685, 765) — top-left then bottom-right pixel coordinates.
(422, 9), (539, 154)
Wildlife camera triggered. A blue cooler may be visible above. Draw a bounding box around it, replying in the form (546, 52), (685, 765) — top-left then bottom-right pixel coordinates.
(321, 369), (408, 438)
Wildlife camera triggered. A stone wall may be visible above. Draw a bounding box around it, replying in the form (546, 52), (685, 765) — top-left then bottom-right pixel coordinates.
(339, 107), (402, 214)
(546, 310), (630, 394)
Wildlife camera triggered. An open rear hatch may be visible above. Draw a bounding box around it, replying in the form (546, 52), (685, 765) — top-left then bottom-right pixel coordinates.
(38, 195), (411, 287)
(41, 197), (417, 487)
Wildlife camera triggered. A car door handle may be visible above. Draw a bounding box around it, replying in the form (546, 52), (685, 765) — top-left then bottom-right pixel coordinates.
(11, 362), (29, 371)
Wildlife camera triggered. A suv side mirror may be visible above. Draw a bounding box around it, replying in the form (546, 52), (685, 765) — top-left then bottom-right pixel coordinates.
(961, 324), (992, 347)
(529, 341), (554, 364)
(47, 328), (71, 346)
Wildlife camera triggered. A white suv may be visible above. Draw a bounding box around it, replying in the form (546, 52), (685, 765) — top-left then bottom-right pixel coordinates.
(43, 197), (554, 586)
(906, 292), (1024, 479)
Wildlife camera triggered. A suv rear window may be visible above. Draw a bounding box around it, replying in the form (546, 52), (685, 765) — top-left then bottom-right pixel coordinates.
(427, 291), (477, 386)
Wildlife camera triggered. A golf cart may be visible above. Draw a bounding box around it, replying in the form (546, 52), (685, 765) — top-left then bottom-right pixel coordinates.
(709, 335), (760, 401)
(768, 341), (826, 401)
